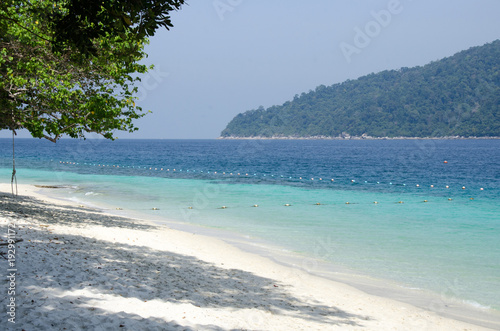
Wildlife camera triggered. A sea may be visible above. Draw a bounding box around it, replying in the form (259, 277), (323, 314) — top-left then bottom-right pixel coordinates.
(1, 138), (499, 326)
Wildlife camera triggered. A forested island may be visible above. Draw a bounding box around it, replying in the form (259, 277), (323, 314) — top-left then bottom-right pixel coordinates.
(220, 40), (500, 139)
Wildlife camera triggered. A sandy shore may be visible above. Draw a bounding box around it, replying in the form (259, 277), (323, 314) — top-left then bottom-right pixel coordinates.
(0, 183), (495, 330)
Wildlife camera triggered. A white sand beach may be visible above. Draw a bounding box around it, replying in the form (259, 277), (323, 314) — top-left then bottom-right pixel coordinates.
(0, 183), (496, 330)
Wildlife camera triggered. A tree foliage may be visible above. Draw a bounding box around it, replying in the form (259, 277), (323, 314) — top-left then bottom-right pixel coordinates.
(0, 0), (184, 142)
(49, 0), (184, 56)
(221, 40), (500, 138)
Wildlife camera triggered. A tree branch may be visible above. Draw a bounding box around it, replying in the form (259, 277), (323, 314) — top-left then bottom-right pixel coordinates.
(0, 13), (51, 43)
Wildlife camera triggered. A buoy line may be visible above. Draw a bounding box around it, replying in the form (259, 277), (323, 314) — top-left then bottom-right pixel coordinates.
(57, 160), (486, 192)
(107, 195), (479, 212)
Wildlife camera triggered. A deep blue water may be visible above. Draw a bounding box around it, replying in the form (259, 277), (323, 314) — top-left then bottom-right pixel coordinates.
(2, 138), (499, 195)
(1, 138), (499, 317)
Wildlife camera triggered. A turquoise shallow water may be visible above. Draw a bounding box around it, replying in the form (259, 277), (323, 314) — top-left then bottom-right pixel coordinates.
(1, 138), (499, 320)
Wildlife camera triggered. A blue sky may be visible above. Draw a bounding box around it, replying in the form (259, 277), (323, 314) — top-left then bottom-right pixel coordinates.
(4, 0), (500, 139)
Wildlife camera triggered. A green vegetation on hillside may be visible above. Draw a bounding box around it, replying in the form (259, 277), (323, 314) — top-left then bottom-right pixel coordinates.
(221, 40), (500, 138)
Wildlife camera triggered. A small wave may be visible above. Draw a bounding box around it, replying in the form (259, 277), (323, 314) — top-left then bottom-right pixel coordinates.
(399, 285), (422, 291)
(463, 300), (491, 310)
(85, 191), (101, 196)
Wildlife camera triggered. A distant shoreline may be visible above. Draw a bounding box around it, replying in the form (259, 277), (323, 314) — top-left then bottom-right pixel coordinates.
(218, 135), (500, 140)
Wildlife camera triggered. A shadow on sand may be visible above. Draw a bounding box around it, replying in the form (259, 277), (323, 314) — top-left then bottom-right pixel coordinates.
(1, 194), (372, 330)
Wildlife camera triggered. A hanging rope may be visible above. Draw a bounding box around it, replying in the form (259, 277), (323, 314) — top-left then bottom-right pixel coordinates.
(11, 129), (17, 196)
